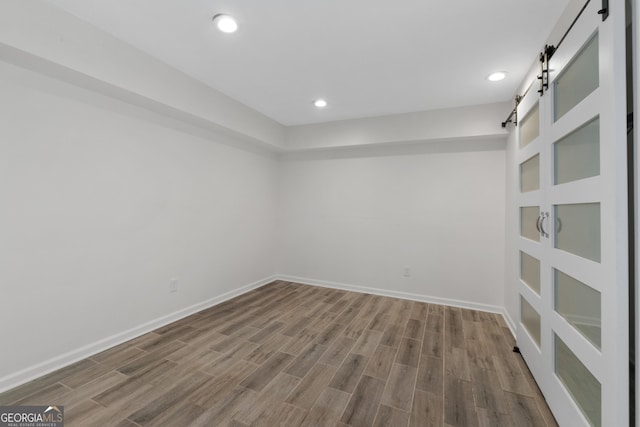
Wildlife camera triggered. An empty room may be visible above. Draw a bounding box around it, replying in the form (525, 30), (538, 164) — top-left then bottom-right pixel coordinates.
(0, 0), (638, 426)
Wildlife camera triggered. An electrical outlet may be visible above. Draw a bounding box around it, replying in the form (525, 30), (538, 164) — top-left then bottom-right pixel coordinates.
(403, 266), (411, 277)
(169, 279), (178, 293)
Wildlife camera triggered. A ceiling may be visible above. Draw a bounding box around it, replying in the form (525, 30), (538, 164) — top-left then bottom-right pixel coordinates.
(45, 0), (569, 126)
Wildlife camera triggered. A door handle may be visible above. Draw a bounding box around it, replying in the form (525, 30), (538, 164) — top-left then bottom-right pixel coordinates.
(536, 214), (542, 233)
(540, 212), (549, 238)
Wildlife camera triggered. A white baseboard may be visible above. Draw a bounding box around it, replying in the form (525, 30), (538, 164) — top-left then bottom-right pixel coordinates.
(278, 274), (505, 315)
(0, 275), (277, 394)
(502, 308), (517, 339)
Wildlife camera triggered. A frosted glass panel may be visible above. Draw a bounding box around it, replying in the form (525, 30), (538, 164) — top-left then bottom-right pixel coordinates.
(555, 335), (601, 427)
(554, 269), (601, 349)
(520, 252), (540, 294)
(554, 118), (600, 185)
(555, 203), (600, 262)
(521, 206), (540, 242)
(520, 103), (540, 148)
(555, 33), (599, 121)
(521, 297), (541, 347)
(520, 154), (540, 192)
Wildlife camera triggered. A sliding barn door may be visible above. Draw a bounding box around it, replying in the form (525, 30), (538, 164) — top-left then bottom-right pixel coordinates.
(515, 1), (629, 426)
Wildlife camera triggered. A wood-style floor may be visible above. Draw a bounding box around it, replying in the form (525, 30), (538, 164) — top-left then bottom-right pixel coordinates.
(0, 281), (558, 426)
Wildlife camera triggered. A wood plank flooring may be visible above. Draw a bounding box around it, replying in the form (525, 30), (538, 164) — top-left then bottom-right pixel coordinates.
(0, 281), (558, 426)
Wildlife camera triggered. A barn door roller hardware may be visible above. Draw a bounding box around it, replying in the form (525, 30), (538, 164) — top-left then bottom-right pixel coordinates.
(598, 0), (609, 21)
(500, 0), (608, 126)
(537, 45), (556, 96)
(501, 95), (522, 128)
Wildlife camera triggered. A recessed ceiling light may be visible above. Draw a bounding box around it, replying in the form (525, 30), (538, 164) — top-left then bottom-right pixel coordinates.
(313, 99), (327, 108)
(212, 14), (238, 33)
(487, 71), (507, 82)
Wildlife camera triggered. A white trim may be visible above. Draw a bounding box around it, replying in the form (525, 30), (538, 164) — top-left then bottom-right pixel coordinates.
(502, 308), (517, 338)
(278, 274), (505, 315)
(0, 275), (277, 393)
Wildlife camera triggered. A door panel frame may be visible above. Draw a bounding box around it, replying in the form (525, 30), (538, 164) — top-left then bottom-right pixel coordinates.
(515, 1), (629, 425)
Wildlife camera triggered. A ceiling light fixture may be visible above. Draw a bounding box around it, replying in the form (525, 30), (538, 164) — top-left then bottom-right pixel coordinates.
(313, 99), (327, 108)
(212, 14), (238, 33)
(487, 71), (507, 82)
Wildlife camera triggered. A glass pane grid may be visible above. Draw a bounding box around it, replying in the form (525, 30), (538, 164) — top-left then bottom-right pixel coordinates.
(554, 117), (600, 185)
(521, 297), (541, 348)
(554, 33), (599, 121)
(555, 334), (601, 427)
(520, 154), (540, 193)
(554, 203), (601, 262)
(520, 102), (540, 148)
(521, 206), (541, 242)
(520, 252), (541, 295)
(554, 269), (601, 349)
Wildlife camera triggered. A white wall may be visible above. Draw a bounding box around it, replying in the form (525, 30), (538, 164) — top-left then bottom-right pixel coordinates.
(0, 61), (279, 389)
(277, 140), (507, 310)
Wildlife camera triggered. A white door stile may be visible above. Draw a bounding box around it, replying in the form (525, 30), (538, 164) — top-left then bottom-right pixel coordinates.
(517, 82), (549, 392)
